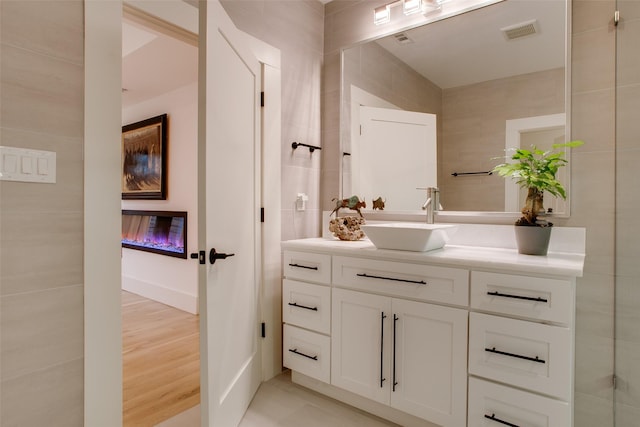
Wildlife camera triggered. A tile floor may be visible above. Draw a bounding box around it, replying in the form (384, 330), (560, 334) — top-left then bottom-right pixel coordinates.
(157, 371), (399, 427)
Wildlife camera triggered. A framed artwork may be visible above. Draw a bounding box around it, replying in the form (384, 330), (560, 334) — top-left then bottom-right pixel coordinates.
(122, 114), (167, 200)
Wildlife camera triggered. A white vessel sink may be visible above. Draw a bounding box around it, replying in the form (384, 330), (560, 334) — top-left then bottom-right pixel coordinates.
(361, 223), (458, 252)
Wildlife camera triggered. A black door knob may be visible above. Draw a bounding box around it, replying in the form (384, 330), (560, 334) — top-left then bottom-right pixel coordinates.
(209, 248), (235, 265)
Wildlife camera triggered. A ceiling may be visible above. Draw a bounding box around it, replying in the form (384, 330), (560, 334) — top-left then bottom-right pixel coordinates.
(122, 19), (198, 108)
(122, 0), (565, 107)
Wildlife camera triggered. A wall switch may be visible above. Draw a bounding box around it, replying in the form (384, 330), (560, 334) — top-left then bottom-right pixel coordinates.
(38, 157), (49, 175)
(0, 146), (56, 183)
(3, 153), (17, 174)
(21, 156), (33, 174)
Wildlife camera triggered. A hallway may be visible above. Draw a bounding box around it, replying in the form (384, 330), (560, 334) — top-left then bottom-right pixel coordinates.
(122, 291), (200, 426)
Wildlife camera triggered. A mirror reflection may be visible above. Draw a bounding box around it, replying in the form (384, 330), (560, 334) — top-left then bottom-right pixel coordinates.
(342, 0), (567, 213)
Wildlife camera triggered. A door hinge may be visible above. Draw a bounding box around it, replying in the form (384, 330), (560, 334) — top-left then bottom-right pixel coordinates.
(613, 374), (617, 389)
(261, 322), (266, 338)
(260, 91), (265, 107)
(614, 10), (620, 26)
(359, 124), (362, 135)
(260, 207), (265, 223)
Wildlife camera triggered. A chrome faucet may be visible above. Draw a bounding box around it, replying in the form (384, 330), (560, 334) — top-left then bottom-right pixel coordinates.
(421, 187), (441, 224)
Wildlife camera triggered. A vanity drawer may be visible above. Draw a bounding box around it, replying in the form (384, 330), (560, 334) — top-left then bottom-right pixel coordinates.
(283, 324), (330, 383)
(468, 312), (571, 400)
(468, 377), (570, 427)
(283, 250), (332, 285)
(332, 256), (469, 306)
(283, 279), (331, 334)
(471, 271), (573, 325)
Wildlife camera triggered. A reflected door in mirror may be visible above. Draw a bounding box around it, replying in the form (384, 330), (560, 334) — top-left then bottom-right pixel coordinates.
(350, 106), (437, 211)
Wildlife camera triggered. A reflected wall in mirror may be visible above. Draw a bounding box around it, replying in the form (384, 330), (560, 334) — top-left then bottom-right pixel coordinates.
(341, 0), (568, 213)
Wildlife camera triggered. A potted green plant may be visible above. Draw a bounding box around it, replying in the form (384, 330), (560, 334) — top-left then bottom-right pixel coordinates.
(492, 140), (584, 255)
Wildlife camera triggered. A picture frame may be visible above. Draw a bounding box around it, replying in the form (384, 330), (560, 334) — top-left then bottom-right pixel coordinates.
(122, 114), (168, 200)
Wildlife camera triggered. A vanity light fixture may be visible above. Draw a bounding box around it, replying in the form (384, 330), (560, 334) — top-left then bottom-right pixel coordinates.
(402, 0), (423, 15)
(375, 0), (446, 25)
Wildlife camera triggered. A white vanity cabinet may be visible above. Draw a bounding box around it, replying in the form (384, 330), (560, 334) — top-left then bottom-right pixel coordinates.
(332, 288), (468, 427)
(281, 235), (584, 427)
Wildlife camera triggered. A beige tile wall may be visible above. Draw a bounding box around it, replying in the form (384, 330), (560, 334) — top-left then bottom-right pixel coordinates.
(323, 0), (620, 425)
(0, 1), (85, 426)
(614, 1), (640, 425)
(221, 0), (325, 241)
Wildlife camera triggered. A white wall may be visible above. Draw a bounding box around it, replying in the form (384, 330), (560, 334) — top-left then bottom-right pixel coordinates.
(122, 82), (199, 314)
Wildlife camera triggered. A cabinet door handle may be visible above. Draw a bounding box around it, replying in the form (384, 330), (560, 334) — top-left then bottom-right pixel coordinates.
(357, 273), (426, 285)
(288, 348), (318, 361)
(484, 413), (520, 427)
(484, 347), (546, 364)
(288, 302), (318, 311)
(380, 312), (387, 388)
(392, 314), (398, 392)
(487, 291), (547, 303)
(289, 263), (318, 271)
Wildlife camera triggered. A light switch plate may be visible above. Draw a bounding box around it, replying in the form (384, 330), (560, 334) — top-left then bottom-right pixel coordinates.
(0, 146), (56, 183)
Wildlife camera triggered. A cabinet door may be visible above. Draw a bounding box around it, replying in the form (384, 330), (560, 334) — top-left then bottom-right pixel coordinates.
(331, 288), (391, 404)
(391, 298), (468, 427)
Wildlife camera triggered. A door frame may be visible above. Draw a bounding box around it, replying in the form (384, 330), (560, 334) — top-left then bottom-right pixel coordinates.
(84, 1), (123, 424)
(84, 1), (281, 423)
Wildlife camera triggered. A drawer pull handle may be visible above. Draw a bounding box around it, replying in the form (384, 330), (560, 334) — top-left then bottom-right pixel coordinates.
(288, 302), (318, 311)
(484, 413), (520, 427)
(288, 348), (318, 361)
(485, 347), (546, 364)
(289, 263), (318, 271)
(487, 291), (547, 303)
(357, 273), (426, 285)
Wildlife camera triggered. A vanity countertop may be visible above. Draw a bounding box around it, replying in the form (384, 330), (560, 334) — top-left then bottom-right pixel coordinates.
(282, 237), (585, 278)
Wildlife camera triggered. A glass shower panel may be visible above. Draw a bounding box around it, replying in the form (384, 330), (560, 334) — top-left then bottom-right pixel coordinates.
(615, 1), (640, 425)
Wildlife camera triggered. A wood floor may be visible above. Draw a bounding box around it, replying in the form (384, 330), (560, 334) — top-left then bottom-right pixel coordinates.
(122, 291), (200, 426)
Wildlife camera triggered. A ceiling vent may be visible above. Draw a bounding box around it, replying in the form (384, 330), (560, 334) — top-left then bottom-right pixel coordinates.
(501, 19), (539, 40)
(393, 32), (414, 45)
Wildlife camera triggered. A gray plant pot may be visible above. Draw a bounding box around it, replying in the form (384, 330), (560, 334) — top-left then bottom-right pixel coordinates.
(515, 225), (552, 255)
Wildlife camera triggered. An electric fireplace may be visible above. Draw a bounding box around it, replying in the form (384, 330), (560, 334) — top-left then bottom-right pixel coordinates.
(122, 210), (187, 259)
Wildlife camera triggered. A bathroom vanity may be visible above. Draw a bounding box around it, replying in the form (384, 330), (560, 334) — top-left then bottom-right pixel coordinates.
(281, 224), (585, 427)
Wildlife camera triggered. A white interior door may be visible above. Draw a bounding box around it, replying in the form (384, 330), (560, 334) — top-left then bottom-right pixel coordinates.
(198, 1), (262, 425)
(356, 106), (437, 211)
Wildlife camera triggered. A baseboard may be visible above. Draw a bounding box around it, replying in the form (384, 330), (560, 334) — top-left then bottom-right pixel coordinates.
(122, 275), (198, 314)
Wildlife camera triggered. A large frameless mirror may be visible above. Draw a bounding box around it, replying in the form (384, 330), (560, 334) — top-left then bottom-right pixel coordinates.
(341, 0), (570, 216)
